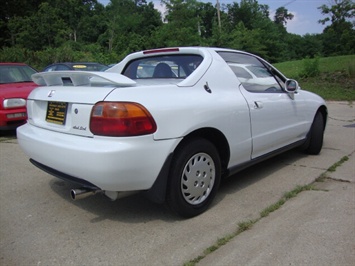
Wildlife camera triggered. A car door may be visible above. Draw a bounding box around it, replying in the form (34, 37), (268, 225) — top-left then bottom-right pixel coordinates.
(218, 52), (309, 159)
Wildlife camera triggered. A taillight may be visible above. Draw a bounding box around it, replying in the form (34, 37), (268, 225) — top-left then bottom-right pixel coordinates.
(90, 102), (157, 137)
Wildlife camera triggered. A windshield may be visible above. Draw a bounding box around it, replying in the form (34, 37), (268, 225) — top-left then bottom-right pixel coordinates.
(122, 55), (203, 79)
(0, 65), (37, 84)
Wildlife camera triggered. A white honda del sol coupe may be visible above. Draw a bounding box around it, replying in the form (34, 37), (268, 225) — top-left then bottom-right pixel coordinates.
(17, 47), (327, 218)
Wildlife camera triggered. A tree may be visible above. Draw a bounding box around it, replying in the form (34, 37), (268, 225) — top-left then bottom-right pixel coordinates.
(102, 0), (162, 55)
(196, 2), (217, 40)
(318, 0), (355, 26)
(228, 22), (267, 56)
(274, 7), (294, 26)
(4, 0), (106, 50)
(0, 0), (48, 46)
(225, 0), (269, 31)
(318, 0), (355, 55)
(7, 2), (69, 49)
(59, 0), (104, 43)
(220, 1), (288, 61)
(153, 0), (201, 46)
(78, 3), (106, 44)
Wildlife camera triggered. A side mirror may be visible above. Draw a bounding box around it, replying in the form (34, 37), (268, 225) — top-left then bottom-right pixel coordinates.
(285, 79), (299, 92)
(284, 79), (299, 100)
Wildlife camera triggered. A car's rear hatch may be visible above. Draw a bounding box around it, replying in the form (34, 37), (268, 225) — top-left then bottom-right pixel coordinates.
(27, 71), (136, 137)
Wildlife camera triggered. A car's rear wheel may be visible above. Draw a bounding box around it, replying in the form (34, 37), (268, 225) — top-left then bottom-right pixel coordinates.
(304, 111), (325, 155)
(167, 138), (221, 218)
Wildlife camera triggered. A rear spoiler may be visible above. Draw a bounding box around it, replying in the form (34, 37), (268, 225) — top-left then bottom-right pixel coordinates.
(32, 71), (136, 87)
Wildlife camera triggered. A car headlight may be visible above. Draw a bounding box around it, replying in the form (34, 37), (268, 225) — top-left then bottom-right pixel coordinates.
(3, 98), (26, 108)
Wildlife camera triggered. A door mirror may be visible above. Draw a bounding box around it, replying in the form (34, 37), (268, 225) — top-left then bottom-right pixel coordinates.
(285, 79), (299, 92)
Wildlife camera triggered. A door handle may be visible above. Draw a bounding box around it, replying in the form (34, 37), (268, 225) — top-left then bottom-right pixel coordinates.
(254, 101), (263, 109)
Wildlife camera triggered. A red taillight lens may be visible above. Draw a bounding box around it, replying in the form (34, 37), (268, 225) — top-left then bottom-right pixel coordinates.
(90, 102), (157, 136)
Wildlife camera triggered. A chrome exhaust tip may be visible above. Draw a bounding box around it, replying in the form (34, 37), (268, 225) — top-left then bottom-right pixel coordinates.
(70, 188), (101, 200)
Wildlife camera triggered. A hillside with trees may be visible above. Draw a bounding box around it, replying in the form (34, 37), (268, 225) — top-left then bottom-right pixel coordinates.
(0, 0), (354, 69)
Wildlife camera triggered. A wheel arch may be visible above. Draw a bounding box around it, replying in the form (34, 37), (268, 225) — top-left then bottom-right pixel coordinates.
(300, 104), (328, 155)
(144, 127), (230, 204)
(317, 105), (328, 129)
(181, 127), (231, 175)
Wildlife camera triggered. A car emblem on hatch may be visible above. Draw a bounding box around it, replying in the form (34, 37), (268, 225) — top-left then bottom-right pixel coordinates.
(48, 90), (56, 97)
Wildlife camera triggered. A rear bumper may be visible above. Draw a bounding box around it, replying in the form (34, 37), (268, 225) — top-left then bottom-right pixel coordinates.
(0, 108), (27, 130)
(30, 159), (100, 189)
(17, 123), (179, 191)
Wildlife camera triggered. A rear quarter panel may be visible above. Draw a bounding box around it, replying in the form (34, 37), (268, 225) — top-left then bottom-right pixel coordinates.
(105, 56), (253, 167)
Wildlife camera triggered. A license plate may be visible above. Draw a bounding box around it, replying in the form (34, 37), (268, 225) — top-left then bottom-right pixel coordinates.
(46, 101), (68, 125)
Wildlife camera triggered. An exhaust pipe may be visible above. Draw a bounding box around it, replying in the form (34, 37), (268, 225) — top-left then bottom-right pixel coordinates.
(70, 188), (101, 200)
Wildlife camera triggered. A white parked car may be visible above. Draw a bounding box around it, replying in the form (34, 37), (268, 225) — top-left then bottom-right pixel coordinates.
(17, 47), (327, 217)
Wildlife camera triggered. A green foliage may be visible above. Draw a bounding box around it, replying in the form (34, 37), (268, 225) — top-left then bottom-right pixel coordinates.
(0, 43), (112, 70)
(260, 199), (285, 217)
(300, 79), (355, 101)
(274, 7), (294, 26)
(318, 0), (355, 25)
(0, 47), (24, 62)
(274, 55), (355, 101)
(225, 0), (269, 30)
(318, 0), (355, 56)
(228, 22), (267, 56)
(237, 220), (255, 233)
(299, 57), (320, 78)
(102, 0), (162, 53)
(1, 0), (354, 73)
(327, 156), (349, 172)
(348, 62), (355, 78)
(184, 181), (317, 266)
(274, 55), (355, 77)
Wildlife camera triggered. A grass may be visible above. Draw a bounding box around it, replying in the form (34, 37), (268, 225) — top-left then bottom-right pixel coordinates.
(184, 184), (314, 266)
(259, 185), (314, 218)
(184, 155), (351, 266)
(274, 55), (355, 101)
(327, 156), (349, 172)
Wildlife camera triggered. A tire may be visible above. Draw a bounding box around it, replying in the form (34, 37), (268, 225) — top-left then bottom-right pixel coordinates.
(304, 112), (325, 155)
(167, 138), (221, 218)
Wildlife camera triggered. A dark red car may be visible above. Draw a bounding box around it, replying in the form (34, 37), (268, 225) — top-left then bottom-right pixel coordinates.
(0, 63), (38, 130)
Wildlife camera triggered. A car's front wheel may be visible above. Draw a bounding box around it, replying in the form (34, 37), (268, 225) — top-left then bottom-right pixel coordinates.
(167, 138), (221, 218)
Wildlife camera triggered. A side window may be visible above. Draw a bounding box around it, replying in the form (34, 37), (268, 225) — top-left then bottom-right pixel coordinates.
(56, 65), (71, 71)
(44, 66), (56, 72)
(218, 52), (284, 93)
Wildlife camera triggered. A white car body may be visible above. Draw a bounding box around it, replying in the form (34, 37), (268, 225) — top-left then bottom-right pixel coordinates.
(17, 47), (327, 217)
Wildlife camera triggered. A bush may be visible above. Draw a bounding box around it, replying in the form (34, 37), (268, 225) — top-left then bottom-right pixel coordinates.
(299, 57), (320, 78)
(1, 42), (113, 70)
(348, 62), (355, 78)
(0, 46), (36, 65)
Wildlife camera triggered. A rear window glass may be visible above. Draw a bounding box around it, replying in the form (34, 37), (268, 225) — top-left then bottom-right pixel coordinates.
(122, 55), (203, 79)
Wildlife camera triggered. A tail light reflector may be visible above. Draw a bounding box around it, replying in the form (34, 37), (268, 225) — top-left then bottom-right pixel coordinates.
(90, 102), (157, 136)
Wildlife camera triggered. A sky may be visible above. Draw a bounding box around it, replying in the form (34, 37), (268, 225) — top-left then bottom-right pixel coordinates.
(98, 0), (331, 36)
(258, 0), (329, 35)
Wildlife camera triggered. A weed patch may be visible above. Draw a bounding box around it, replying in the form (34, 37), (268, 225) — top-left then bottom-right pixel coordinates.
(299, 57), (320, 78)
(184, 155), (351, 266)
(327, 156), (349, 172)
